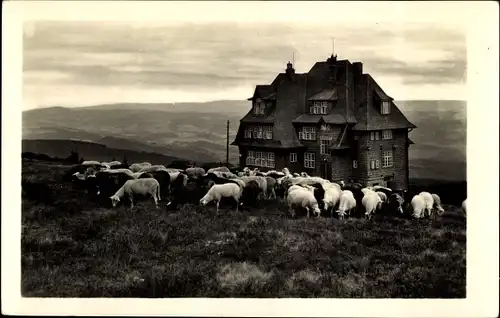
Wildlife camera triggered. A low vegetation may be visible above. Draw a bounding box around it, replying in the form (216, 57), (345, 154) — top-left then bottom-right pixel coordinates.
(21, 159), (466, 298)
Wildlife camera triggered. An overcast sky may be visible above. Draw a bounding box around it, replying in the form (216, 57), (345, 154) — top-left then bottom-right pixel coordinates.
(22, 2), (467, 110)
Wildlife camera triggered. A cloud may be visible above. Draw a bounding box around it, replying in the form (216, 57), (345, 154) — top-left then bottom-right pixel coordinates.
(23, 21), (467, 109)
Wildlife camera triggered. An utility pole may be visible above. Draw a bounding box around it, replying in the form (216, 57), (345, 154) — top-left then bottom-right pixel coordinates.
(226, 120), (230, 167)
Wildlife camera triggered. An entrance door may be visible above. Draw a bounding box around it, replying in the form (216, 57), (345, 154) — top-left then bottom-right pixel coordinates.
(320, 162), (332, 181)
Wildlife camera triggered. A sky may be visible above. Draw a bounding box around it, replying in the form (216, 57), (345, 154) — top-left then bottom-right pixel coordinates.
(21, 2), (468, 110)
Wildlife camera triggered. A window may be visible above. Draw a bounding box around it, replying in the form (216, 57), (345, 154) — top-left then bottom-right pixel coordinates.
(310, 101), (328, 114)
(370, 131), (380, 140)
(304, 152), (316, 169)
(382, 150), (393, 168)
(382, 130), (392, 140)
(256, 126), (263, 139)
(375, 160), (380, 169)
(252, 127), (259, 139)
(300, 127), (317, 140)
(254, 101), (266, 115)
(244, 128), (252, 138)
(267, 152), (275, 168)
(264, 126), (273, 140)
(290, 152), (297, 163)
(320, 136), (333, 155)
(246, 151), (255, 165)
(370, 160), (375, 170)
(353, 160), (358, 168)
(381, 101), (390, 114)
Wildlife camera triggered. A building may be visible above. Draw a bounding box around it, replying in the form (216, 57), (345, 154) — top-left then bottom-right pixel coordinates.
(231, 54), (416, 190)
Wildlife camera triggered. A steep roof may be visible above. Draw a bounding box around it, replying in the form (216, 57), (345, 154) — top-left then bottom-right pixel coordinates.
(308, 89), (338, 101)
(246, 85), (275, 101)
(292, 113), (357, 124)
(352, 74), (416, 131)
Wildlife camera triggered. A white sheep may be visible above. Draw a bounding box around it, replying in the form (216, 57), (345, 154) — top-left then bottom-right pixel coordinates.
(185, 167), (206, 179)
(300, 172), (310, 177)
(108, 160), (122, 166)
(139, 165), (168, 173)
(419, 191), (435, 217)
(104, 168), (135, 177)
(336, 190), (357, 219)
(461, 198), (467, 216)
(293, 173), (300, 177)
(287, 187), (321, 218)
(323, 186), (342, 217)
(362, 192), (383, 220)
(431, 193), (445, 215)
(81, 160), (102, 166)
(207, 166), (230, 174)
(129, 162), (152, 172)
(376, 191), (387, 202)
(361, 187), (378, 196)
(229, 178), (246, 189)
(199, 183), (243, 213)
(411, 194), (427, 218)
(110, 178), (161, 209)
(282, 167), (292, 176)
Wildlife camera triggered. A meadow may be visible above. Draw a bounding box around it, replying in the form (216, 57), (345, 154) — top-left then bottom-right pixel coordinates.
(22, 159), (466, 298)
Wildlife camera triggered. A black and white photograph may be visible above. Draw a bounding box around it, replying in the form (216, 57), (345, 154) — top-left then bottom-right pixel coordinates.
(2, 1), (499, 316)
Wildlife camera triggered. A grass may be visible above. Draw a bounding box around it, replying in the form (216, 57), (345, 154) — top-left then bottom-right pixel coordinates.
(21, 159), (466, 298)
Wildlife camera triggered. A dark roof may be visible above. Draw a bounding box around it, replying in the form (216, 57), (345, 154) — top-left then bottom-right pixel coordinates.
(308, 89), (338, 101)
(408, 138), (415, 145)
(247, 85), (274, 101)
(292, 113), (357, 124)
(352, 75), (416, 131)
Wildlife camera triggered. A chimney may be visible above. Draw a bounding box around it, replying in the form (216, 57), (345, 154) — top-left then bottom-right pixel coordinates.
(286, 61), (295, 81)
(352, 62), (363, 77)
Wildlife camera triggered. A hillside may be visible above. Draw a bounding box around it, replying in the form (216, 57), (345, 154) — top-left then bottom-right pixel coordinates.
(22, 100), (466, 180)
(21, 139), (186, 165)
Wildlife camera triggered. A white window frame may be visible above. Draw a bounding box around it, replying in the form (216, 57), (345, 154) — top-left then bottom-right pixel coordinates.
(264, 126), (273, 140)
(375, 159), (380, 169)
(320, 101), (328, 114)
(304, 152), (316, 169)
(382, 150), (393, 168)
(382, 129), (392, 140)
(246, 151), (255, 165)
(353, 160), (358, 169)
(381, 101), (390, 114)
(252, 127), (258, 139)
(375, 131), (380, 140)
(370, 160), (375, 170)
(256, 126), (263, 139)
(290, 152), (297, 163)
(370, 132), (375, 140)
(320, 136), (333, 155)
(267, 152), (275, 168)
(244, 128), (252, 138)
(300, 127), (317, 140)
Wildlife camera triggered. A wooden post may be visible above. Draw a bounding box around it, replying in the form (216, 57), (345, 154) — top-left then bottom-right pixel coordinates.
(226, 120), (230, 167)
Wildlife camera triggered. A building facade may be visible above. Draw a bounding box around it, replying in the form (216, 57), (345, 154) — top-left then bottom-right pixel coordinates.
(231, 55), (416, 190)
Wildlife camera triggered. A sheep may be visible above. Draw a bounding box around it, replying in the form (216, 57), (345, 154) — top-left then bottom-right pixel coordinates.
(282, 167), (292, 176)
(129, 162), (152, 172)
(336, 190), (357, 219)
(168, 171), (181, 183)
(293, 173), (300, 177)
(387, 193), (405, 216)
(410, 194), (427, 219)
(139, 165), (168, 173)
(264, 170), (285, 178)
(89, 170), (136, 202)
(461, 198), (467, 216)
(323, 186), (342, 217)
(418, 191), (435, 218)
(109, 178), (161, 209)
(104, 168), (135, 177)
(286, 187), (321, 218)
(362, 192), (383, 220)
(185, 167), (206, 180)
(431, 193), (445, 215)
(209, 171), (238, 179)
(238, 176), (268, 199)
(207, 166), (230, 174)
(81, 160), (102, 167)
(241, 180), (261, 207)
(199, 183), (243, 213)
(376, 191), (387, 203)
(167, 173), (211, 209)
(265, 176), (277, 199)
(108, 160), (122, 166)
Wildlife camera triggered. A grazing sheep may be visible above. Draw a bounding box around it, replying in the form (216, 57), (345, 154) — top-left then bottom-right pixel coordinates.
(362, 192), (383, 220)
(89, 170), (135, 202)
(462, 198), (467, 216)
(185, 167), (206, 180)
(293, 173), (300, 177)
(376, 191), (387, 202)
(81, 160), (103, 167)
(282, 167), (292, 176)
(129, 162), (152, 172)
(199, 183), (243, 213)
(241, 180), (261, 207)
(387, 193), (405, 216)
(411, 194), (427, 219)
(264, 170), (285, 178)
(104, 168), (135, 177)
(109, 178), (161, 209)
(168, 173), (211, 209)
(207, 166), (230, 174)
(418, 191), (435, 218)
(287, 188), (321, 218)
(139, 165), (168, 173)
(265, 176), (277, 199)
(323, 186), (342, 217)
(336, 190), (357, 219)
(142, 170), (171, 200)
(431, 193), (445, 215)
(238, 176), (267, 199)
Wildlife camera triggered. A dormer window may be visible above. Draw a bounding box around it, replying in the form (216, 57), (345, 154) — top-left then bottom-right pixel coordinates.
(309, 101), (328, 114)
(253, 100), (266, 115)
(381, 101), (390, 114)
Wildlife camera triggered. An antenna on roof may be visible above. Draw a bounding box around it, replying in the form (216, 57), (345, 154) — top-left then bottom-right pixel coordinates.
(331, 37), (336, 57)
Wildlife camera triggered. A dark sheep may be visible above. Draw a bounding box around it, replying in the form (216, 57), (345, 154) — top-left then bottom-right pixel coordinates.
(241, 180), (261, 207)
(310, 182), (325, 211)
(383, 193), (407, 217)
(86, 171), (135, 205)
(342, 183), (364, 217)
(142, 170), (170, 200)
(168, 173), (212, 210)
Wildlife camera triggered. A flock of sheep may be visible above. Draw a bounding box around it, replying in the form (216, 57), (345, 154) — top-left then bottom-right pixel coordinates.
(68, 160), (468, 220)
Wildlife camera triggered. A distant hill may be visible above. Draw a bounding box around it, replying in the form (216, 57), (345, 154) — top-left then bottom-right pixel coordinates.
(22, 99), (466, 180)
(22, 139), (186, 165)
